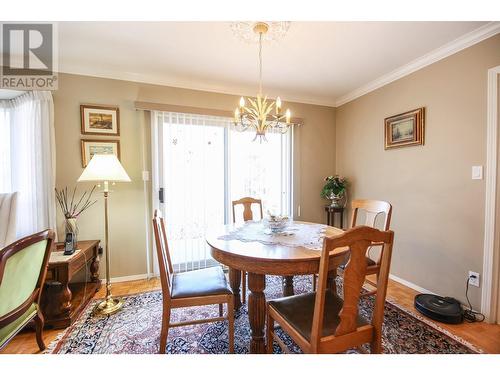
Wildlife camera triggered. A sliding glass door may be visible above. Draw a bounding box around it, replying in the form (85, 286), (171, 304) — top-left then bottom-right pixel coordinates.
(152, 111), (292, 273)
(229, 128), (292, 219)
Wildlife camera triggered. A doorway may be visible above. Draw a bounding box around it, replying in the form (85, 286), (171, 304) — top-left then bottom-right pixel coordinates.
(151, 111), (292, 273)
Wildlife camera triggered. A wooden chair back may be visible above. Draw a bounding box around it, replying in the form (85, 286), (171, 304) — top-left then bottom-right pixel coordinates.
(311, 226), (394, 352)
(0, 229), (54, 329)
(232, 197), (263, 223)
(350, 199), (392, 231)
(152, 210), (174, 301)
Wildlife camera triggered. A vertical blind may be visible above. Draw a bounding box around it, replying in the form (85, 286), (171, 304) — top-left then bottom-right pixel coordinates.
(153, 112), (229, 272)
(152, 111), (293, 273)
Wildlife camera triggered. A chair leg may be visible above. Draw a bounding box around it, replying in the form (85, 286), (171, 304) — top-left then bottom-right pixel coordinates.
(266, 311), (274, 354)
(159, 306), (171, 354)
(34, 308), (45, 351)
(219, 304), (223, 317)
(312, 274), (317, 291)
(241, 272), (247, 304)
(370, 338), (382, 354)
(227, 295), (235, 354)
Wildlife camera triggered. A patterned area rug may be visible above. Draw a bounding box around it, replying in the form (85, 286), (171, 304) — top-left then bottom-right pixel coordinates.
(46, 275), (480, 354)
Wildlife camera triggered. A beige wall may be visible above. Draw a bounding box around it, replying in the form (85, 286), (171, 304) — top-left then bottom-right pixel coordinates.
(53, 74), (336, 278)
(336, 34), (500, 308)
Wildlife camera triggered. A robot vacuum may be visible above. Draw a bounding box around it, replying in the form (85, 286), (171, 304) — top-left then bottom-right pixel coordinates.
(414, 294), (463, 324)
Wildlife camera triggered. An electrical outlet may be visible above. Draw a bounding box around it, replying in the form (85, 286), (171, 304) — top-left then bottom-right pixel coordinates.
(468, 271), (480, 287)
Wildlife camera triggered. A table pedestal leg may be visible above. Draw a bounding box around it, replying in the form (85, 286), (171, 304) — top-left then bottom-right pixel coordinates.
(248, 273), (266, 354)
(282, 276), (294, 297)
(228, 268), (242, 309)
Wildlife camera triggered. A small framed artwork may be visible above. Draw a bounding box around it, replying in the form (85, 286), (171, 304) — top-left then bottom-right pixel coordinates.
(81, 139), (121, 167)
(384, 107), (425, 150)
(80, 104), (120, 136)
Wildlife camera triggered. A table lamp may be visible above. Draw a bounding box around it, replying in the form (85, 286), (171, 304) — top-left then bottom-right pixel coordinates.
(78, 154), (131, 315)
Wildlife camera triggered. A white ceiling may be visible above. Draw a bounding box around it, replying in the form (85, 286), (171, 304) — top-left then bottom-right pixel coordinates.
(58, 21), (492, 107)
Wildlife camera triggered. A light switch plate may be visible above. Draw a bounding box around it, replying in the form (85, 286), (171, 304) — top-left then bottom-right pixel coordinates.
(142, 171), (150, 181)
(472, 166), (483, 180)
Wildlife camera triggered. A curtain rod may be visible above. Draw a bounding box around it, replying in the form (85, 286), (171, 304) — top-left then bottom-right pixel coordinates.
(134, 101), (303, 124)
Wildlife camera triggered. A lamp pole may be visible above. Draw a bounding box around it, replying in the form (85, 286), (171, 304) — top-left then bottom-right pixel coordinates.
(77, 154), (130, 315)
(94, 180), (123, 315)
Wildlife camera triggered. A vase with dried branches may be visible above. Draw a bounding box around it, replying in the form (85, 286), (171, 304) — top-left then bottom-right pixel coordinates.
(55, 186), (97, 243)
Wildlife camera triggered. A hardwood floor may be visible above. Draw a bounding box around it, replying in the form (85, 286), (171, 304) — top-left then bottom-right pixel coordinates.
(379, 277), (500, 354)
(2, 276), (499, 354)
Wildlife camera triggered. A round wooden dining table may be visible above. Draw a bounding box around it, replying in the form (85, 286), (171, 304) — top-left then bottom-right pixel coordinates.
(206, 220), (349, 354)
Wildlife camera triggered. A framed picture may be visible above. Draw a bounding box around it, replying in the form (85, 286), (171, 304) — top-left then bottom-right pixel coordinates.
(384, 107), (425, 150)
(81, 139), (121, 167)
(80, 104), (120, 136)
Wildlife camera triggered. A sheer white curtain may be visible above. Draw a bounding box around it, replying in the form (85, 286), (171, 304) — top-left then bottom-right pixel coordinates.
(0, 91), (56, 239)
(0, 107), (11, 193)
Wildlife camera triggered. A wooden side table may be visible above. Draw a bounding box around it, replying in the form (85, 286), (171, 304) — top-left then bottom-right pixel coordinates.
(324, 205), (345, 228)
(40, 240), (101, 328)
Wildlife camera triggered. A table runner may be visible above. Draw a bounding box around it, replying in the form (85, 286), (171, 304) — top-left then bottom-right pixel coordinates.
(49, 249), (82, 262)
(217, 221), (327, 250)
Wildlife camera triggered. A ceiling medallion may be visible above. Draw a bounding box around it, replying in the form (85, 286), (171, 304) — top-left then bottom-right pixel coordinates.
(232, 22), (295, 142)
(230, 21), (291, 44)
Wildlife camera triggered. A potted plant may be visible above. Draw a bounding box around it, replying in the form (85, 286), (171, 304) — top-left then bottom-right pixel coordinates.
(320, 175), (348, 208)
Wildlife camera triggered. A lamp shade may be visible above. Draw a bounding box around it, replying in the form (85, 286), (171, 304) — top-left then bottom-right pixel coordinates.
(78, 154), (131, 182)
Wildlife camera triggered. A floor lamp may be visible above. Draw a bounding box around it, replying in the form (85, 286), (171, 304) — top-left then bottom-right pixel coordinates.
(78, 154), (131, 315)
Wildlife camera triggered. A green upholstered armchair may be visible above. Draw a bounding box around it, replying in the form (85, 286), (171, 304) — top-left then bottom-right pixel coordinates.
(0, 230), (54, 351)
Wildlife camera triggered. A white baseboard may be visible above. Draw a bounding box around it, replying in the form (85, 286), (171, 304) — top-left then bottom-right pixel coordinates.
(389, 274), (436, 295)
(101, 274), (149, 283)
(105, 272), (434, 295)
(105, 272), (433, 293)
(389, 274), (487, 315)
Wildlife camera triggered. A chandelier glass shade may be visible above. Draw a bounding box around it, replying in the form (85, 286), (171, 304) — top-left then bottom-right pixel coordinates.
(233, 22), (294, 141)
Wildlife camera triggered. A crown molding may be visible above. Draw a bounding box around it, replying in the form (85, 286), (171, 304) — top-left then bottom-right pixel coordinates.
(57, 64), (335, 108)
(57, 22), (499, 109)
(334, 22), (500, 107)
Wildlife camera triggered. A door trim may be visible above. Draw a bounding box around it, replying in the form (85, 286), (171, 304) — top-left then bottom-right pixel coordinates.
(482, 65), (500, 323)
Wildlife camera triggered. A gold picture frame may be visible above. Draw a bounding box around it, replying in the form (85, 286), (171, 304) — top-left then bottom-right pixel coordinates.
(81, 139), (121, 167)
(384, 107), (425, 150)
(80, 104), (120, 136)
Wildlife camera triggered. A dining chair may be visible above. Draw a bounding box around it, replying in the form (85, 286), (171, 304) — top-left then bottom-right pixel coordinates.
(0, 229), (54, 352)
(313, 199), (392, 294)
(232, 197), (263, 223)
(152, 210), (234, 354)
(231, 197), (263, 304)
(0, 192), (18, 249)
(348, 199), (392, 295)
(266, 225), (394, 354)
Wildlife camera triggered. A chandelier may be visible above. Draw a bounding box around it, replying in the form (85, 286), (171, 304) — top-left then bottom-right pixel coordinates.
(233, 22), (294, 141)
